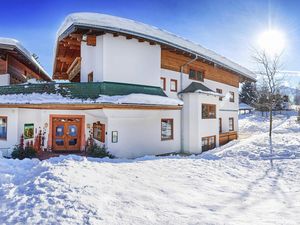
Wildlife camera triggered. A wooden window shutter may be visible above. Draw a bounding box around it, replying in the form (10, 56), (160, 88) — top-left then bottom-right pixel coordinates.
(87, 35), (97, 46)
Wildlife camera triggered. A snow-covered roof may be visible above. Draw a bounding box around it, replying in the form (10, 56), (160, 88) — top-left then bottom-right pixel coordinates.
(0, 38), (50, 80)
(239, 103), (254, 110)
(57, 13), (256, 81)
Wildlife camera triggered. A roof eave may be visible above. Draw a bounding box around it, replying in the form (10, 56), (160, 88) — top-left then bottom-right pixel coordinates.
(56, 23), (256, 82)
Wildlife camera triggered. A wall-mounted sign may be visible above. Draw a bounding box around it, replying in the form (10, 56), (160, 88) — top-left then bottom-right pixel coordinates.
(24, 123), (34, 139)
(112, 131), (118, 143)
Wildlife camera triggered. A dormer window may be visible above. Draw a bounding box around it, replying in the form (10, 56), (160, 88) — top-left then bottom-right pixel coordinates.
(189, 68), (204, 81)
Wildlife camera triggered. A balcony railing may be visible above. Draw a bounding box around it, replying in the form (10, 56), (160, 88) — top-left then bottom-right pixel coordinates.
(219, 131), (238, 146)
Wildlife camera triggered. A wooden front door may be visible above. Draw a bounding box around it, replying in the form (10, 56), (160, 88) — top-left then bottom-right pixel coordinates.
(52, 117), (82, 151)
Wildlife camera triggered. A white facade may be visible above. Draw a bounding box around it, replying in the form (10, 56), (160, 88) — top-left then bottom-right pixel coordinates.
(0, 74), (10, 86)
(0, 108), (180, 158)
(81, 34), (161, 87)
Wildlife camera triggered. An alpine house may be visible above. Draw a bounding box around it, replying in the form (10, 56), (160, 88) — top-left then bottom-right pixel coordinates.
(0, 38), (51, 85)
(0, 13), (256, 158)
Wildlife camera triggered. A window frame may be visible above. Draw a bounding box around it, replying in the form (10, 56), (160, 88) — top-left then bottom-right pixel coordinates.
(202, 135), (216, 152)
(0, 116), (7, 140)
(92, 121), (105, 143)
(88, 72), (94, 82)
(202, 104), (216, 119)
(160, 77), (166, 91)
(229, 91), (235, 102)
(219, 118), (222, 133)
(189, 68), (204, 82)
(229, 117), (234, 131)
(161, 118), (174, 141)
(216, 88), (223, 101)
(170, 79), (178, 92)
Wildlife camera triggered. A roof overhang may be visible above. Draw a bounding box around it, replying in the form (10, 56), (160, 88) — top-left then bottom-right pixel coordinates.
(54, 17), (256, 82)
(0, 42), (51, 81)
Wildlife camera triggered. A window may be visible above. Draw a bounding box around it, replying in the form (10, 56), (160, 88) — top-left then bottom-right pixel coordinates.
(93, 121), (105, 142)
(216, 88), (223, 101)
(161, 119), (174, 140)
(202, 136), (216, 152)
(0, 116), (7, 140)
(219, 118), (222, 133)
(229, 117), (234, 131)
(189, 68), (204, 81)
(88, 72), (93, 82)
(160, 77), (166, 91)
(229, 91), (235, 102)
(202, 104), (216, 119)
(170, 79), (177, 92)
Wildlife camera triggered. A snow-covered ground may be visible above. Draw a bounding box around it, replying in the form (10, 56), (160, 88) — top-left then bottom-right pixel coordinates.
(0, 112), (300, 224)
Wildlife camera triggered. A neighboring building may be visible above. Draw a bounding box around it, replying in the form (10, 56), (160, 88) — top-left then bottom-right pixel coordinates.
(0, 13), (256, 158)
(239, 103), (254, 114)
(0, 38), (51, 85)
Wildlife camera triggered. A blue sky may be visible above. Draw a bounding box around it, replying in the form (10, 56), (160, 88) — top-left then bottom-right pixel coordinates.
(1, 0), (300, 77)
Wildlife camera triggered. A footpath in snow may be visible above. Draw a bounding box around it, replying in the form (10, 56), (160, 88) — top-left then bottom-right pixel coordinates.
(0, 112), (300, 224)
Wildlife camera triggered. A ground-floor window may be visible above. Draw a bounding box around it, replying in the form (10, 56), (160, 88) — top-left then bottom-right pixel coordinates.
(0, 116), (7, 140)
(161, 119), (174, 140)
(202, 135), (216, 151)
(93, 122), (105, 142)
(229, 117), (234, 131)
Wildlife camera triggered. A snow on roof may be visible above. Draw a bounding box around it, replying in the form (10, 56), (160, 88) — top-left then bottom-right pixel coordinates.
(239, 102), (254, 110)
(0, 38), (50, 79)
(0, 93), (183, 106)
(57, 13), (256, 81)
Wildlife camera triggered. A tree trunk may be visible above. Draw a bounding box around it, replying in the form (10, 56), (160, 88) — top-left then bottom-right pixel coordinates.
(269, 105), (273, 137)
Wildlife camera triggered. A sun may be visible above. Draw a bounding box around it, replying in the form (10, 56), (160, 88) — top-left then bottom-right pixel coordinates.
(257, 29), (286, 55)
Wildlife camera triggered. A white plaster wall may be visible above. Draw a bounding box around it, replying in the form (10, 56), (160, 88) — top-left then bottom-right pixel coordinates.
(81, 36), (104, 82)
(103, 109), (181, 158)
(0, 74), (10, 86)
(182, 93), (220, 154)
(103, 34), (161, 86)
(0, 108), (18, 149)
(219, 110), (239, 133)
(80, 34), (161, 86)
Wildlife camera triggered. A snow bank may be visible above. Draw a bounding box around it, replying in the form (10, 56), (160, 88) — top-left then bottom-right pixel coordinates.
(0, 93), (183, 106)
(0, 113), (299, 224)
(56, 13), (256, 81)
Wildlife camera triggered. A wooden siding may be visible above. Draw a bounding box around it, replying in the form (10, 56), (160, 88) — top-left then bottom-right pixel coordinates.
(161, 50), (240, 87)
(219, 131), (238, 145)
(0, 58), (7, 74)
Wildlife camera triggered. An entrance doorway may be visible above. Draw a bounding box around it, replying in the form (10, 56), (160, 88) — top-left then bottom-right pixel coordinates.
(51, 117), (83, 151)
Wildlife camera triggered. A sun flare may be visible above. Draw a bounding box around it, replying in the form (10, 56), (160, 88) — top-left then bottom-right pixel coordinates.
(257, 29), (286, 55)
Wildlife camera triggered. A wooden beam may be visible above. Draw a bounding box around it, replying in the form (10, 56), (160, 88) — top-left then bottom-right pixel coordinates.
(0, 103), (182, 110)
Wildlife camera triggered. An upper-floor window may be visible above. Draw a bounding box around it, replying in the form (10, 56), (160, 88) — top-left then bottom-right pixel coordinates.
(189, 68), (204, 81)
(216, 88), (223, 101)
(161, 118), (174, 141)
(202, 104), (216, 119)
(160, 77), (166, 91)
(170, 79), (177, 92)
(219, 118), (222, 133)
(229, 117), (234, 131)
(0, 116), (7, 140)
(229, 91), (235, 102)
(88, 72), (93, 82)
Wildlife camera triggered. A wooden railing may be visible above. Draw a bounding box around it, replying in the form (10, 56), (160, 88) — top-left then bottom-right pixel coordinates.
(219, 131), (238, 146)
(67, 57), (81, 81)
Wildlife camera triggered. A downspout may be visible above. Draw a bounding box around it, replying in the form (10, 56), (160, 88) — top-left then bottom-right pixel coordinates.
(178, 54), (198, 153)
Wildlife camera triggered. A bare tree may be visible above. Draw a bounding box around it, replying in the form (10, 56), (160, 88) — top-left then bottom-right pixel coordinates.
(253, 49), (283, 137)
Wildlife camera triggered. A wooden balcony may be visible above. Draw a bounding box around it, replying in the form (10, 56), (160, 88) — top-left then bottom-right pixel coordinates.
(219, 131), (238, 146)
(67, 57), (81, 81)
